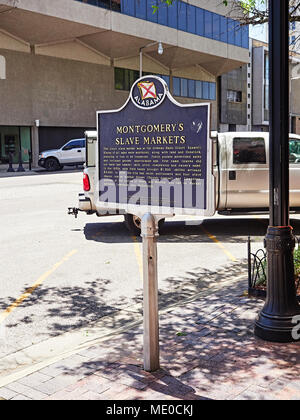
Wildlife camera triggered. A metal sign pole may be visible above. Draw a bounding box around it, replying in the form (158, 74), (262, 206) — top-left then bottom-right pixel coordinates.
(141, 213), (160, 372)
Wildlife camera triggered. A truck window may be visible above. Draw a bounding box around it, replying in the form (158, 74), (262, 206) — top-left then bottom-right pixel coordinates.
(289, 139), (300, 164)
(233, 137), (266, 164)
(86, 137), (96, 167)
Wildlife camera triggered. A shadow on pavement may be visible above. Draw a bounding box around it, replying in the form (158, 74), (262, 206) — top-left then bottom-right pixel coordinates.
(42, 271), (299, 400)
(83, 217), (300, 245)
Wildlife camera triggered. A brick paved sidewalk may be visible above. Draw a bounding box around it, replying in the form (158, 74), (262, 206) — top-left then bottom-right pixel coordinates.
(0, 279), (299, 400)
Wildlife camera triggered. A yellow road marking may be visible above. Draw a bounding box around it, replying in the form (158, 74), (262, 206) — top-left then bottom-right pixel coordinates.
(0, 250), (78, 324)
(131, 236), (143, 280)
(200, 226), (237, 262)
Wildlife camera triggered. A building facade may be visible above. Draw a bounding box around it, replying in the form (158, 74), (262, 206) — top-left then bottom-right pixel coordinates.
(219, 38), (300, 134)
(0, 0), (249, 167)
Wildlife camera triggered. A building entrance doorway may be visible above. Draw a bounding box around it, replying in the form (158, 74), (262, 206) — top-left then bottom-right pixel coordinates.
(0, 126), (31, 164)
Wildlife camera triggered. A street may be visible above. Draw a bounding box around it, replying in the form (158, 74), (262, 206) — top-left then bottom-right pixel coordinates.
(0, 170), (299, 376)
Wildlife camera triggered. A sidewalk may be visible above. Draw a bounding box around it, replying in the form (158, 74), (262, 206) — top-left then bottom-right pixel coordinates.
(0, 274), (299, 400)
(0, 168), (40, 178)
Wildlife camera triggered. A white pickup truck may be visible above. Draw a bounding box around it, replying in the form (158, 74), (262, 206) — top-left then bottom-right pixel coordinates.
(69, 130), (300, 234)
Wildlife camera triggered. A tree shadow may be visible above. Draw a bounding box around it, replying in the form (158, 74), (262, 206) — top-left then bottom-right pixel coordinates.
(49, 273), (300, 400)
(2, 256), (299, 399)
(84, 217), (300, 245)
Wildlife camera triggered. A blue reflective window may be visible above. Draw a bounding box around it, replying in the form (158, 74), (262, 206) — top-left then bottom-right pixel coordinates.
(209, 82), (216, 100)
(157, 3), (168, 25)
(135, 0), (146, 20)
(173, 77), (180, 96)
(195, 81), (202, 98)
(188, 79), (195, 98)
(228, 18), (235, 45)
(161, 75), (170, 88)
(181, 78), (188, 97)
(167, 1), (178, 29)
(122, 0), (135, 16)
(241, 25), (249, 49)
(187, 4), (196, 34)
(178, 1), (187, 32)
(202, 81), (209, 99)
(146, 0), (157, 22)
(213, 13), (220, 41)
(204, 10), (213, 38)
(196, 8), (204, 36)
(234, 20), (242, 47)
(220, 16), (227, 43)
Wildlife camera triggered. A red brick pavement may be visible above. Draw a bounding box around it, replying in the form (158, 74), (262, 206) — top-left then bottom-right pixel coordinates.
(1, 285), (299, 401)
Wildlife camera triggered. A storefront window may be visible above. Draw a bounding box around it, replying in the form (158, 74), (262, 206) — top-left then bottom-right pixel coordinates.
(0, 126), (31, 164)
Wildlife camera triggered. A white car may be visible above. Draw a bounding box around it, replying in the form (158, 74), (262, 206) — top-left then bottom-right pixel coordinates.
(38, 138), (86, 171)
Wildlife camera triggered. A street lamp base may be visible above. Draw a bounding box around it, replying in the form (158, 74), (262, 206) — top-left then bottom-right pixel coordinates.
(254, 226), (300, 343)
(255, 313), (300, 343)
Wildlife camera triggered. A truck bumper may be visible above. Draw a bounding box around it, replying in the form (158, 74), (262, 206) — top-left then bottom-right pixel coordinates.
(78, 193), (93, 212)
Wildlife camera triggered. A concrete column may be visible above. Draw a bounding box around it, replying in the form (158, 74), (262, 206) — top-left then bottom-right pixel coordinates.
(31, 125), (39, 168)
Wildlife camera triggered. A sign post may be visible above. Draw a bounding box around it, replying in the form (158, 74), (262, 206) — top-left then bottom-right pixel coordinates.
(141, 213), (160, 372)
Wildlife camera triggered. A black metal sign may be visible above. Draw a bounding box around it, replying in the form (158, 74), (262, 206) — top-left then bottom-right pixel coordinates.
(97, 75), (213, 216)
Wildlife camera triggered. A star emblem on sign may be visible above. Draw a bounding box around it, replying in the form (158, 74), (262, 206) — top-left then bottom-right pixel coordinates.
(137, 81), (157, 100)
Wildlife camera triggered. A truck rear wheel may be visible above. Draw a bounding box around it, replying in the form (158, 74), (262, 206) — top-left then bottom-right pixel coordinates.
(124, 214), (165, 236)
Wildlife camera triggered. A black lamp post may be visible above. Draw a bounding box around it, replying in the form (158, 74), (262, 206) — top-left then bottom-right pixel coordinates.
(254, 0), (300, 342)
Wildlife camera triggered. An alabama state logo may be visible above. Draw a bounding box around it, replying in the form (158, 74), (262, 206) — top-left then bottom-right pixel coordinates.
(131, 76), (166, 110)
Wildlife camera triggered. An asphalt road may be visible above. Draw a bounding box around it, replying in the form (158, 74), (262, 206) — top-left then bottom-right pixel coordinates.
(1, 170), (299, 364)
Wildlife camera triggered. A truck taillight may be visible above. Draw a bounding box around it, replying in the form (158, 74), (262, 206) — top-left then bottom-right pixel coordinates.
(83, 173), (90, 191)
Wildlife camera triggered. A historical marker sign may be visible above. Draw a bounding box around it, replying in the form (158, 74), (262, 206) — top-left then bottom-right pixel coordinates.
(96, 75), (214, 217)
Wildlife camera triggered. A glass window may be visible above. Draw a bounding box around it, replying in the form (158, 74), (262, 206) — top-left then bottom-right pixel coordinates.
(188, 79), (195, 98)
(122, 0), (135, 16)
(0, 126), (30, 164)
(241, 25), (249, 49)
(209, 82), (216, 100)
(115, 67), (124, 90)
(187, 4), (196, 34)
(289, 139), (300, 164)
(195, 80), (202, 98)
(63, 140), (84, 150)
(204, 10), (213, 38)
(160, 74), (170, 88)
(213, 13), (220, 41)
(227, 90), (242, 102)
(228, 18), (235, 44)
(220, 16), (228, 43)
(115, 68), (139, 91)
(181, 78), (188, 97)
(157, 2), (167, 25)
(20, 127), (31, 163)
(178, 1), (187, 32)
(147, 0), (158, 22)
(167, 0), (178, 29)
(233, 138), (266, 164)
(135, 0), (146, 19)
(86, 137), (96, 167)
(202, 81), (209, 99)
(234, 20), (242, 47)
(196, 8), (204, 36)
(173, 77), (180, 96)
